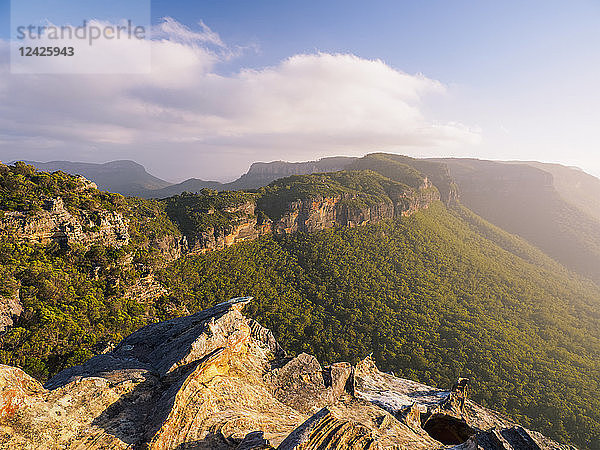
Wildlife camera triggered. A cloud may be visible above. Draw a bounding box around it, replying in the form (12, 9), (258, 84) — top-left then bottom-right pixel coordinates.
(0, 18), (480, 180)
(153, 17), (226, 48)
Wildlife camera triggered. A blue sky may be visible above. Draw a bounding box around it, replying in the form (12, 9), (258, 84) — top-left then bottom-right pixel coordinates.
(1, 0), (599, 180)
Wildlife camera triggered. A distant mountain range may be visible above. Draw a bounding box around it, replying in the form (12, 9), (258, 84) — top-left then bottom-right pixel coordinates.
(15, 160), (171, 197)
(3, 153), (600, 446)
(146, 156), (357, 198)
(12, 154), (600, 284)
(13, 157), (357, 198)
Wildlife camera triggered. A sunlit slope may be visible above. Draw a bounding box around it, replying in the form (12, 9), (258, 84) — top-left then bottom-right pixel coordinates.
(159, 202), (600, 448)
(432, 158), (600, 285)
(524, 160), (600, 223)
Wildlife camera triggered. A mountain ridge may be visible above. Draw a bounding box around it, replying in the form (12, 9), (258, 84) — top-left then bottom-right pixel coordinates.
(14, 160), (172, 197)
(1, 159), (600, 447)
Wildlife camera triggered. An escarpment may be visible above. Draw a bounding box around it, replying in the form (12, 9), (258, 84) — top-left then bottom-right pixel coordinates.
(0, 289), (21, 334)
(184, 201), (273, 254)
(0, 196), (130, 248)
(171, 170), (440, 253)
(272, 179), (437, 235)
(0, 297), (575, 449)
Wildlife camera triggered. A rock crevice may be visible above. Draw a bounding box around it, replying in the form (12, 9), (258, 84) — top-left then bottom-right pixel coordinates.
(0, 297), (574, 449)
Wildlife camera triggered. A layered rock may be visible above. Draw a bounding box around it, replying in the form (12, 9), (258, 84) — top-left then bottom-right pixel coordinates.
(123, 274), (169, 303)
(0, 196), (129, 248)
(0, 298), (574, 449)
(187, 202), (273, 254)
(0, 290), (21, 334)
(273, 183), (438, 235)
(151, 234), (189, 262)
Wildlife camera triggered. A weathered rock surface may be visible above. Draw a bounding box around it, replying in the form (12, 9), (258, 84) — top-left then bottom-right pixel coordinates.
(0, 196), (129, 248)
(0, 298), (575, 449)
(0, 290), (21, 334)
(184, 201), (272, 255)
(272, 182), (437, 235)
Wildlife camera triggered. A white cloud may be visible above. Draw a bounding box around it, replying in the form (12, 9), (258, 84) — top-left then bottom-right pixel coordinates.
(0, 18), (480, 180)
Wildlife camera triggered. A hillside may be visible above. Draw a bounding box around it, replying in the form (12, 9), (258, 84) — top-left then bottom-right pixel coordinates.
(0, 162), (186, 377)
(433, 158), (600, 285)
(158, 202), (600, 448)
(18, 160), (172, 197)
(521, 161), (600, 223)
(1, 160), (600, 447)
(147, 156), (358, 198)
(0, 298), (573, 449)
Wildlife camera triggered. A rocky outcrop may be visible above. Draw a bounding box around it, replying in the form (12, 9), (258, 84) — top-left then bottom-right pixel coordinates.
(182, 186), (435, 253)
(274, 183), (438, 235)
(150, 234), (189, 262)
(0, 298), (574, 449)
(187, 202), (273, 254)
(0, 290), (21, 334)
(123, 274), (169, 303)
(0, 196), (129, 248)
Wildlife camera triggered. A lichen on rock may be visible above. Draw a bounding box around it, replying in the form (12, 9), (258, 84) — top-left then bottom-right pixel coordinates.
(0, 297), (576, 449)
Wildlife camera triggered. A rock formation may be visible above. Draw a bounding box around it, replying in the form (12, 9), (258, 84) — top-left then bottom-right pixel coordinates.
(273, 182), (437, 235)
(186, 201), (273, 254)
(0, 298), (575, 449)
(0, 290), (21, 335)
(0, 196), (130, 248)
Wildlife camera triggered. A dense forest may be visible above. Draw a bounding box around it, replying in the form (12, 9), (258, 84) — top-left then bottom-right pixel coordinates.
(157, 203), (600, 448)
(437, 158), (600, 285)
(1, 161), (600, 448)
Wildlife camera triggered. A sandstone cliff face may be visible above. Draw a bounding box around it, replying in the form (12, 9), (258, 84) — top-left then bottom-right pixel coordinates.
(0, 290), (21, 335)
(183, 185), (435, 253)
(151, 234), (189, 262)
(0, 197), (130, 248)
(187, 202), (273, 254)
(273, 182), (438, 235)
(0, 298), (574, 449)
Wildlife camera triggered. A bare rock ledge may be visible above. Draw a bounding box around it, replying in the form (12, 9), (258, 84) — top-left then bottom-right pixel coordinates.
(0, 297), (576, 449)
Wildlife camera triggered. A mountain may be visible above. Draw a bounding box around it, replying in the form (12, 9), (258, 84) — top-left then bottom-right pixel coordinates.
(16, 160), (172, 196)
(230, 156), (357, 190)
(0, 297), (573, 449)
(1, 159), (600, 447)
(146, 177), (226, 198)
(432, 158), (600, 284)
(147, 156), (357, 198)
(521, 161), (600, 223)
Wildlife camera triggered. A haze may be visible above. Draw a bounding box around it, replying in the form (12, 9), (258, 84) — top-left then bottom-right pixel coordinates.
(0, 0), (599, 182)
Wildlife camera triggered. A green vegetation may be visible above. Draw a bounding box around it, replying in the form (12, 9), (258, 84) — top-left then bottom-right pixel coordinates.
(158, 203), (600, 448)
(0, 161), (127, 214)
(0, 241), (151, 379)
(163, 190), (258, 240)
(1, 161), (600, 448)
(349, 153), (458, 203)
(0, 164), (183, 378)
(257, 169), (425, 221)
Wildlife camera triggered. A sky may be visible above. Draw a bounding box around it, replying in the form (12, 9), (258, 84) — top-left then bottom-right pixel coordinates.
(0, 0), (599, 182)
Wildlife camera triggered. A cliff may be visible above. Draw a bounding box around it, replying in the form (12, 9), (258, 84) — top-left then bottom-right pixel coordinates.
(0, 290), (21, 335)
(0, 297), (575, 449)
(186, 201), (273, 254)
(164, 171), (439, 254)
(434, 158), (600, 285)
(262, 171), (439, 235)
(0, 196), (130, 248)
(273, 183), (436, 235)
